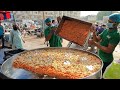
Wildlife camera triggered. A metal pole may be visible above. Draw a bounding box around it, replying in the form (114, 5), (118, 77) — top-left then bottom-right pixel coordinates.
(12, 11), (16, 24)
(42, 11), (45, 31)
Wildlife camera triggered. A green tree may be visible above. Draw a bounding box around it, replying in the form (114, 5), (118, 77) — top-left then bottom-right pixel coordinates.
(96, 11), (119, 20)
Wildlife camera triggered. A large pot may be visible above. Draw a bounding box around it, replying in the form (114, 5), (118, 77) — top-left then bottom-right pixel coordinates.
(0, 47), (103, 79)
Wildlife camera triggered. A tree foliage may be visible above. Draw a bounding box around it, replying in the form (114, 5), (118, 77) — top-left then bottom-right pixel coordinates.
(96, 11), (119, 20)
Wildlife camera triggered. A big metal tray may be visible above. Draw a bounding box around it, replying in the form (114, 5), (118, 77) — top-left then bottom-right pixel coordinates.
(56, 16), (92, 46)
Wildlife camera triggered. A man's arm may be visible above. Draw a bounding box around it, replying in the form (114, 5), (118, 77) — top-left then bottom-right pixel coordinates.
(44, 27), (56, 41)
(45, 32), (53, 41)
(9, 31), (13, 45)
(21, 35), (25, 43)
(92, 32), (101, 42)
(90, 25), (102, 42)
(88, 40), (115, 53)
(94, 42), (115, 53)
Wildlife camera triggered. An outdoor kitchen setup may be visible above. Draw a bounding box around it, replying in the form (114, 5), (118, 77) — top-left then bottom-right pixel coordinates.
(0, 16), (103, 79)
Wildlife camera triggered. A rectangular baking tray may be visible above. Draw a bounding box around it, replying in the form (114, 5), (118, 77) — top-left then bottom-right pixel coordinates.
(56, 16), (92, 46)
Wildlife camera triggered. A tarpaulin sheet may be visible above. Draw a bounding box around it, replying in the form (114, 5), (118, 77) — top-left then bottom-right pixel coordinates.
(0, 11), (11, 20)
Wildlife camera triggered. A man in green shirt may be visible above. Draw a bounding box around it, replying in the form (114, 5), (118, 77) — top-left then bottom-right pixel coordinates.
(44, 18), (62, 47)
(88, 13), (120, 74)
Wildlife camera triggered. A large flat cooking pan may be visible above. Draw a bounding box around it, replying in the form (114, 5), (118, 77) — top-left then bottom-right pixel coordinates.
(0, 47), (103, 79)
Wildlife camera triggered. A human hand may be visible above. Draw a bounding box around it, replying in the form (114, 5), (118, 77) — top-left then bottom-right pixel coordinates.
(57, 16), (62, 23)
(90, 24), (96, 33)
(51, 27), (57, 34)
(88, 39), (95, 45)
(51, 27), (57, 31)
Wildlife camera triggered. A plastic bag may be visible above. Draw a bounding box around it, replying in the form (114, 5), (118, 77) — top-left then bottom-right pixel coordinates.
(103, 60), (120, 79)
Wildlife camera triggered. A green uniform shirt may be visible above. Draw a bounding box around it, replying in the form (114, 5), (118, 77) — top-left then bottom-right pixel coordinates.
(99, 29), (120, 63)
(44, 26), (62, 47)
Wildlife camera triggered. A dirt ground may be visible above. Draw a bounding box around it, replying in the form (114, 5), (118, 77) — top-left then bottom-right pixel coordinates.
(22, 35), (69, 50)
